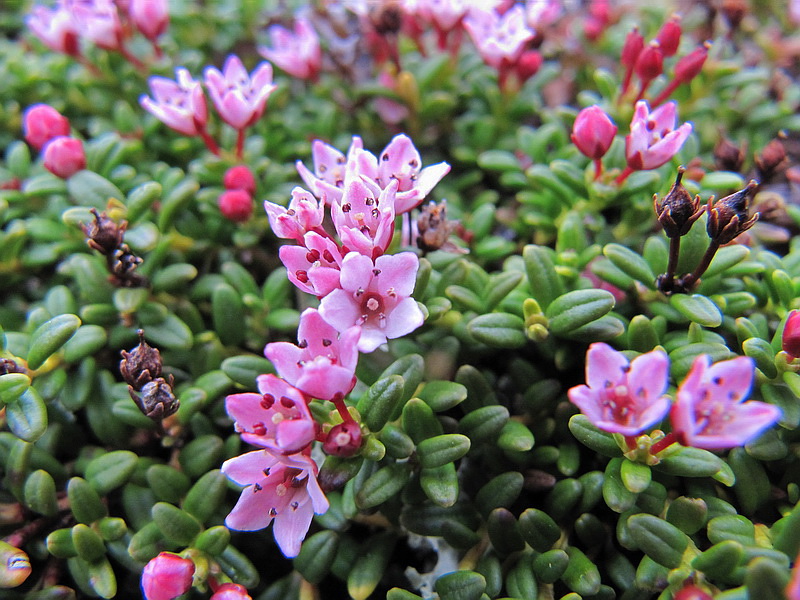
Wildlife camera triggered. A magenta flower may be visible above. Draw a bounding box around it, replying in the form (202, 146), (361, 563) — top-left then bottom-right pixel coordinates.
(259, 18), (322, 81)
(319, 251), (424, 353)
(295, 137), (363, 205)
(210, 583), (252, 600)
(225, 374), (316, 454)
(671, 355), (782, 450)
(203, 55), (276, 130)
(571, 106), (617, 160)
(23, 104), (71, 151)
(568, 343), (671, 436)
(67, 0), (123, 51)
(265, 308), (360, 401)
(222, 449), (329, 558)
(128, 0), (169, 44)
(218, 189), (253, 223)
(625, 100), (692, 172)
(264, 187), (325, 243)
(26, 4), (81, 57)
(279, 232), (343, 297)
(141, 552), (195, 600)
(140, 68), (209, 137)
(463, 5), (534, 70)
(783, 310), (800, 361)
(332, 178), (397, 257)
(42, 136), (86, 179)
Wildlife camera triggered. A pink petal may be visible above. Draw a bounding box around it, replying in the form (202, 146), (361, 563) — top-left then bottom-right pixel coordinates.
(382, 297), (424, 339)
(225, 484), (274, 531)
(374, 252), (419, 297)
(703, 356), (754, 404)
(264, 341), (303, 383)
(275, 419), (316, 453)
(318, 288), (360, 333)
(627, 350), (669, 408)
(272, 496), (315, 558)
(221, 450), (278, 486)
(586, 343), (629, 390)
(225, 393), (265, 429)
(338, 253), (373, 293)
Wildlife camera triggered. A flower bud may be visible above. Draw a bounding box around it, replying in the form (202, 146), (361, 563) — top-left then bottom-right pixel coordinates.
(129, 0), (169, 42)
(571, 105), (617, 160)
(714, 137), (745, 172)
(621, 27), (644, 68)
(42, 136), (85, 179)
(515, 50), (543, 84)
(755, 137), (788, 182)
(223, 165), (257, 196)
(706, 180), (759, 245)
(323, 421), (363, 457)
(141, 553), (194, 600)
(211, 583), (253, 600)
(23, 104), (70, 151)
(655, 14), (682, 57)
(218, 189), (253, 223)
(674, 42), (710, 84)
(634, 41), (664, 84)
(783, 310), (800, 361)
(673, 584), (713, 600)
(654, 167), (703, 237)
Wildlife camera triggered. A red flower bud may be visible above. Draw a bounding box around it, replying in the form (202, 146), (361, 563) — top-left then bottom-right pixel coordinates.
(674, 42), (710, 84)
(783, 310), (800, 360)
(211, 583), (253, 600)
(323, 421), (363, 457)
(141, 552), (195, 600)
(218, 189), (253, 223)
(621, 27), (644, 68)
(42, 136), (85, 179)
(673, 584), (713, 600)
(571, 105), (617, 160)
(23, 104), (70, 151)
(655, 15), (682, 57)
(223, 165), (257, 196)
(635, 41), (664, 83)
(515, 50), (543, 84)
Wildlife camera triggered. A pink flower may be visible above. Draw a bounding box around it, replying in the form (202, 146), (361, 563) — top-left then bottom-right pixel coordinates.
(211, 583), (252, 600)
(42, 136), (85, 179)
(23, 104), (71, 151)
(26, 4), (81, 57)
(222, 450), (329, 558)
(625, 100), (692, 171)
(259, 18), (322, 81)
(264, 187), (325, 243)
(568, 343), (671, 436)
(141, 552), (195, 600)
(225, 374), (316, 454)
(295, 137), (363, 205)
(279, 232), (343, 297)
(67, 0), (123, 51)
(671, 355), (782, 450)
(224, 165), (257, 196)
(463, 6), (534, 70)
(140, 68), (208, 136)
(204, 55), (276, 130)
(787, 552), (800, 600)
(318, 252), (424, 353)
(129, 0), (169, 43)
(332, 178), (397, 257)
(525, 0), (561, 29)
(571, 106), (617, 160)
(323, 421), (362, 457)
(265, 308), (360, 401)
(218, 189), (253, 223)
(783, 310), (800, 360)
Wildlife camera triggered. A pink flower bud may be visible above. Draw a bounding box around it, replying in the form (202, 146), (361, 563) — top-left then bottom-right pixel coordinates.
(211, 583), (252, 600)
(655, 15), (682, 57)
(141, 552), (195, 600)
(223, 165), (256, 196)
(218, 189), (253, 223)
(516, 50), (543, 84)
(42, 136), (86, 179)
(571, 106), (617, 160)
(673, 585), (713, 600)
(783, 310), (800, 360)
(674, 42), (710, 84)
(129, 0), (169, 42)
(23, 104), (70, 151)
(634, 41), (664, 84)
(323, 421), (363, 457)
(621, 27), (644, 68)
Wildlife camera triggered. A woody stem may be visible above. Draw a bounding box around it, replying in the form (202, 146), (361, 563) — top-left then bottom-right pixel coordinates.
(662, 235), (681, 289)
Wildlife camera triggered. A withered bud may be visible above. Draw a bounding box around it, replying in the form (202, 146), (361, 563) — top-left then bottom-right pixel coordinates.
(706, 180), (759, 245)
(714, 137), (746, 172)
(120, 330), (162, 390)
(720, 0), (747, 31)
(83, 209), (126, 255)
(370, 2), (403, 35)
(417, 200), (458, 252)
(754, 137), (788, 183)
(130, 377), (178, 421)
(654, 168), (704, 237)
(0, 358), (25, 375)
(111, 244), (147, 287)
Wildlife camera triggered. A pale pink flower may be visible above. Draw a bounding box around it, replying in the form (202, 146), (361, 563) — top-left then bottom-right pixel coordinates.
(671, 355), (781, 450)
(129, 0), (169, 43)
(23, 104), (71, 151)
(204, 55), (276, 130)
(463, 5), (534, 70)
(67, 0), (123, 51)
(568, 343), (671, 436)
(319, 251), (424, 353)
(225, 374), (316, 454)
(279, 232), (343, 297)
(140, 68), (208, 136)
(265, 308), (360, 401)
(26, 4), (81, 57)
(625, 100), (692, 171)
(525, 0), (561, 29)
(141, 552), (194, 600)
(332, 178), (397, 257)
(222, 449), (329, 558)
(42, 136), (85, 179)
(264, 187), (325, 243)
(295, 137), (363, 205)
(259, 18), (322, 81)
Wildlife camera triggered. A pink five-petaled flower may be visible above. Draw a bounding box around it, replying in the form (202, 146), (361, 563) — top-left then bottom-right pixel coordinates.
(295, 137), (363, 205)
(319, 252), (424, 353)
(265, 308), (360, 401)
(279, 232), (343, 297)
(140, 68), (208, 136)
(463, 5), (534, 70)
(23, 104), (71, 151)
(26, 3), (81, 57)
(225, 374), (316, 454)
(625, 100), (692, 171)
(259, 18), (322, 82)
(203, 55), (276, 131)
(568, 343), (671, 436)
(332, 178), (397, 257)
(571, 105), (617, 164)
(783, 310), (800, 361)
(671, 355), (781, 450)
(222, 449), (329, 558)
(264, 187), (325, 243)
(42, 136), (86, 179)
(141, 552), (195, 600)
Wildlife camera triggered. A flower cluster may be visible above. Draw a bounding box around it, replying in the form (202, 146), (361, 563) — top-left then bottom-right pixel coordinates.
(22, 104), (85, 179)
(26, 0), (168, 71)
(569, 343), (782, 453)
(221, 133), (448, 557)
(140, 56), (276, 158)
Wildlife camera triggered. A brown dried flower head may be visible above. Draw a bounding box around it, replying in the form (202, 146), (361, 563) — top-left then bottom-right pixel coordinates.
(83, 209), (127, 255)
(654, 168), (704, 238)
(120, 330), (163, 390)
(706, 180), (759, 245)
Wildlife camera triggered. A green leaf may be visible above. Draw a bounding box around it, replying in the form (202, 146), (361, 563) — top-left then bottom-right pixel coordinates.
(522, 245), (565, 309)
(519, 508), (561, 552)
(212, 283), (245, 346)
(477, 149), (521, 172)
(347, 533), (396, 600)
(24, 469), (58, 516)
(178, 434), (224, 479)
(420, 463), (459, 507)
(72, 523), (106, 562)
(27, 314), (81, 370)
(416, 434), (471, 469)
(417, 381), (467, 412)
(459, 405), (509, 443)
(436, 571), (486, 600)
(568, 414), (622, 457)
(294, 530), (339, 584)
(68, 477), (107, 524)
(604, 244), (655, 288)
(85, 451), (138, 495)
(356, 375), (405, 432)
(182, 470), (228, 523)
(6, 388), (48, 442)
(627, 513), (690, 568)
(221, 355), (274, 388)
(0, 373), (31, 406)
(61, 324), (107, 362)
(546, 289), (616, 335)
(620, 460), (651, 494)
(151, 502), (202, 545)
(356, 463), (410, 509)
(669, 294), (722, 327)
(467, 312), (526, 348)
(475, 472), (524, 517)
(193, 526), (231, 557)
(561, 547), (601, 596)
(67, 170), (124, 208)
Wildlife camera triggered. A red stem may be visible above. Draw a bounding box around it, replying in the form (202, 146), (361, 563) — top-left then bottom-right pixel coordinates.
(624, 435), (638, 450)
(199, 127), (221, 157)
(651, 79), (680, 107)
(235, 128), (246, 159)
(593, 158), (603, 180)
(615, 165), (634, 185)
(332, 397), (355, 425)
(650, 432), (677, 455)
